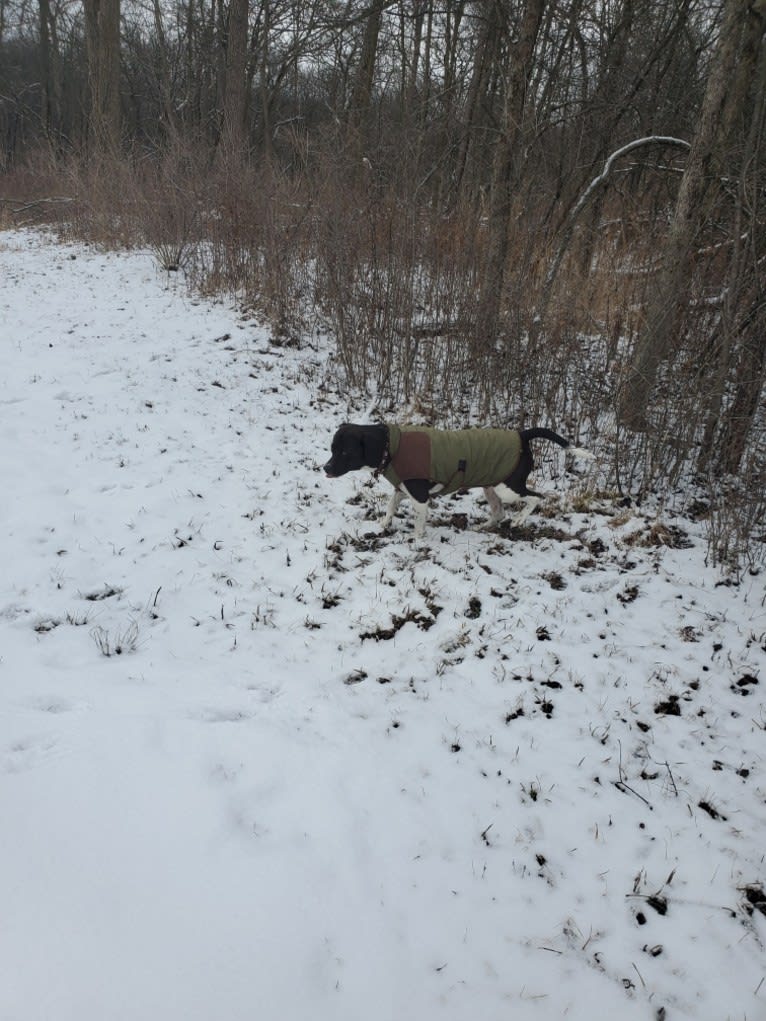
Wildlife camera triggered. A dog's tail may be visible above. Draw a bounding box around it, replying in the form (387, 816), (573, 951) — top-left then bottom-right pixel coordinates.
(520, 428), (594, 460)
(521, 427), (569, 448)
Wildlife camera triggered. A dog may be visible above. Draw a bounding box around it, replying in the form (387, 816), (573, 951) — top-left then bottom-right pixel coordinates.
(324, 423), (592, 537)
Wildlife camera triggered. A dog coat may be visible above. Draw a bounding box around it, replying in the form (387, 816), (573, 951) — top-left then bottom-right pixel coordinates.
(383, 425), (522, 495)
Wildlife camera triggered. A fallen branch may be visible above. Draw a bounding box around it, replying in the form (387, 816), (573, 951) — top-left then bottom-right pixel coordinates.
(0, 196), (75, 216)
(614, 780), (654, 809)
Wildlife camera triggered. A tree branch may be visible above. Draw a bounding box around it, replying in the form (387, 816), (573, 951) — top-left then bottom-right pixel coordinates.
(543, 135), (691, 297)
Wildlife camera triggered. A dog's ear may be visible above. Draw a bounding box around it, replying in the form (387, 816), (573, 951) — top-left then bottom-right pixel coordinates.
(360, 425), (382, 465)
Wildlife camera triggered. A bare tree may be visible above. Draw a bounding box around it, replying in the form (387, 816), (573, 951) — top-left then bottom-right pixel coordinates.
(619, 0), (765, 430)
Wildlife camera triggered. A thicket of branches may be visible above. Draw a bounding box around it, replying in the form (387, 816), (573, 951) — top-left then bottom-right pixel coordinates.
(1, 0), (764, 572)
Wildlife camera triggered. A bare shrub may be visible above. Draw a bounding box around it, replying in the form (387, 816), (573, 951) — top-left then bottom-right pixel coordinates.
(705, 453), (766, 579)
(185, 156), (315, 343)
(0, 148), (78, 227)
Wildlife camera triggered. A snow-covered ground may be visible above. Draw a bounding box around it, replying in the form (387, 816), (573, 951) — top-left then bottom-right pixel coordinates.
(1, 229), (764, 1021)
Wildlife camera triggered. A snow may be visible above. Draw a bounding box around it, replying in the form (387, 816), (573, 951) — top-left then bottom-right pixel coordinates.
(1, 228), (764, 1021)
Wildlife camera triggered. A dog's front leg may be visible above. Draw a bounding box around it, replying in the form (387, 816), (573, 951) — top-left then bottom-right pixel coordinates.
(478, 486), (504, 530)
(411, 499), (428, 538)
(381, 489), (404, 530)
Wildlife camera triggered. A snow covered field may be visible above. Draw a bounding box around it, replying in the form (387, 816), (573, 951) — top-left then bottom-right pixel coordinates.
(1, 229), (764, 1021)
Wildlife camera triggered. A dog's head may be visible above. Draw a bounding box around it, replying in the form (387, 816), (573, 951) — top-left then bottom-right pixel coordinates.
(324, 424), (370, 478)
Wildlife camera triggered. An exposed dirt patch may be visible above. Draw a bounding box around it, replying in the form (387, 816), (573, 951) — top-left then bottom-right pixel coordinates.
(647, 894), (668, 916)
(498, 521), (574, 543)
(343, 669), (367, 685)
(698, 800), (727, 821)
(82, 585), (123, 601)
(33, 618), (61, 633)
(655, 696), (682, 717)
(679, 625), (700, 642)
(731, 674), (759, 696)
(543, 571), (567, 590)
(740, 884), (766, 919)
(625, 523), (694, 549)
(360, 608), (435, 641)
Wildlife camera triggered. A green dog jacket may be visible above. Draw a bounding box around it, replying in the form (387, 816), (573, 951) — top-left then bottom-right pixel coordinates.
(382, 425), (522, 495)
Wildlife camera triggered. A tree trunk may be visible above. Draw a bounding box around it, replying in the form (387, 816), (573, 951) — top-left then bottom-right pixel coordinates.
(83, 0), (121, 152)
(715, 7), (766, 475)
(347, 0), (386, 151)
(38, 0), (60, 140)
(151, 0), (178, 139)
(717, 327), (766, 477)
(222, 0), (249, 154)
(480, 0), (546, 344)
(258, 0), (272, 162)
(451, 0), (503, 206)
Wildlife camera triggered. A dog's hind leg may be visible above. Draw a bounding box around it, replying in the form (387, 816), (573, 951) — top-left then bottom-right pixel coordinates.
(496, 482), (540, 527)
(478, 487), (504, 530)
(512, 495), (540, 527)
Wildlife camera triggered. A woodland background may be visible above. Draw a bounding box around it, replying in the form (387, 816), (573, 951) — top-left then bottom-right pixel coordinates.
(1, 0), (764, 570)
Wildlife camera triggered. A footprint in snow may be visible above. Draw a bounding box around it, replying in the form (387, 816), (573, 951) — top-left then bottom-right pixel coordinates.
(2, 735), (61, 773)
(193, 707), (254, 724)
(29, 696), (87, 715)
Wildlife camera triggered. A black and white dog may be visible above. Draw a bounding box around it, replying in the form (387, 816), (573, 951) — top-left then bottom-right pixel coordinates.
(324, 423), (592, 537)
